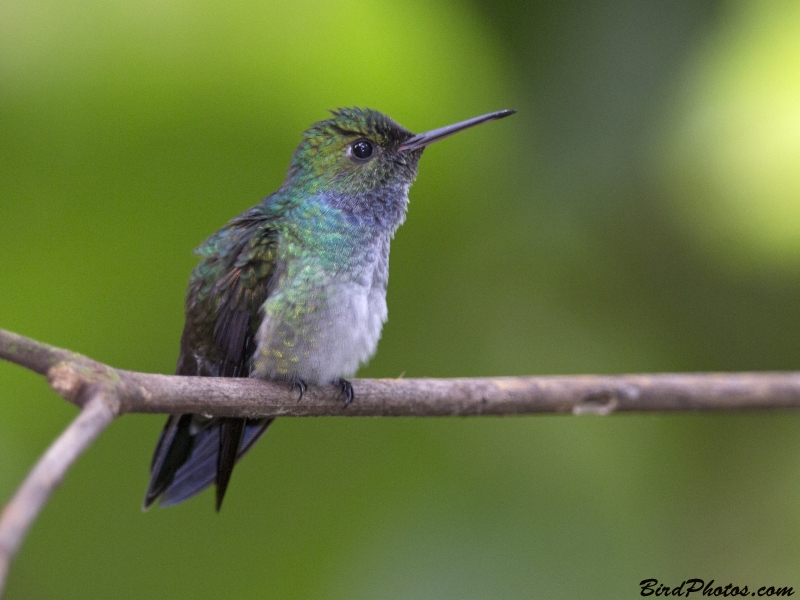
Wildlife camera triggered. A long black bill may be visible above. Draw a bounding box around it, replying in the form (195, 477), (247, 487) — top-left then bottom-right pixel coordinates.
(398, 109), (516, 152)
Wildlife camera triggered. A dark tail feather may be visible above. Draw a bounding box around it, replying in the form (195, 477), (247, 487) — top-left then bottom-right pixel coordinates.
(143, 414), (195, 509)
(144, 416), (273, 509)
(215, 418), (246, 511)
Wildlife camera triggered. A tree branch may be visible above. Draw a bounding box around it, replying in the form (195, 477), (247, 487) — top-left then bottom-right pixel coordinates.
(6, 329), (800, 419)
(0, 389), (118, 597)
(3, 326), (800, 595)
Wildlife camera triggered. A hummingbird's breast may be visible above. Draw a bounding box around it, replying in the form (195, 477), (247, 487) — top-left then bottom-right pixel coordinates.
(250, 227), (391, 384)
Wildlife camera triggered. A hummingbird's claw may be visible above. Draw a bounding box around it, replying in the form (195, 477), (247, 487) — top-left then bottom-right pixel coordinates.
(337, 378), (354, 406)
(289, 376), (307, 401)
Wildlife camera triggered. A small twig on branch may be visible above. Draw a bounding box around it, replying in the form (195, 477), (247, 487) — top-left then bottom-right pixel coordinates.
(2, 326), (800, 595)
(0, 389), (118, 597)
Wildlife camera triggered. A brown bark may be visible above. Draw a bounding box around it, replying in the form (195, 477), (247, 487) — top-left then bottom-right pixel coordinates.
(2, 326), (800, 596)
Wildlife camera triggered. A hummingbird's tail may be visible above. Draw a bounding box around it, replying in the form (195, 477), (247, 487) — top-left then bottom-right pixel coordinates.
(143, 415), (273, 510)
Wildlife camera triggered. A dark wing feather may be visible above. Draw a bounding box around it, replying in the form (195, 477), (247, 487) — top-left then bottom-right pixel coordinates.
(144, 206), (278, 510)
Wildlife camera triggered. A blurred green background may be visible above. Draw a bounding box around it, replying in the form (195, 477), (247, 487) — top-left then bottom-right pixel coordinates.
(2, 0), (800, 597)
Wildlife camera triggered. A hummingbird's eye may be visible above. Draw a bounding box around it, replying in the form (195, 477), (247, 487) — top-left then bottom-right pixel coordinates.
(350, 139), (374, 161)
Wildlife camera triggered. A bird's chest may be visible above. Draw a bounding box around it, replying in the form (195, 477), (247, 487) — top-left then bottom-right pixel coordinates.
(251, 235), (390, 383)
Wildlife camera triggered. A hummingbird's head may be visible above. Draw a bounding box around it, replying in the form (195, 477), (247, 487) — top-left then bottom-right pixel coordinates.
(286, 107), (420, 196)
(284, 107), (516, 227)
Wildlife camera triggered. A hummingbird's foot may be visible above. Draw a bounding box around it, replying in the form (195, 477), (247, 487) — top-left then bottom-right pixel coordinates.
(289, 376), (307, 401)
(337, 378), (354, 406)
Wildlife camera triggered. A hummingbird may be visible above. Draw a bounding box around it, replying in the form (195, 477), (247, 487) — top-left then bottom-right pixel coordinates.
(143, 107), (516, 510)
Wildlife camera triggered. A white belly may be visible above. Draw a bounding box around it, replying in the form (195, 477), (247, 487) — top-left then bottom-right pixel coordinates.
(251, 279), (388, 384)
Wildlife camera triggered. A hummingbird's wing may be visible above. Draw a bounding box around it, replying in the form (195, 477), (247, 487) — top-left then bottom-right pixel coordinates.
(144, 205), (279, 510)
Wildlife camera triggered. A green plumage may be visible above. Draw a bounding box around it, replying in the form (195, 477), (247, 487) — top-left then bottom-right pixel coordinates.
(144, 107), (515, 510)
